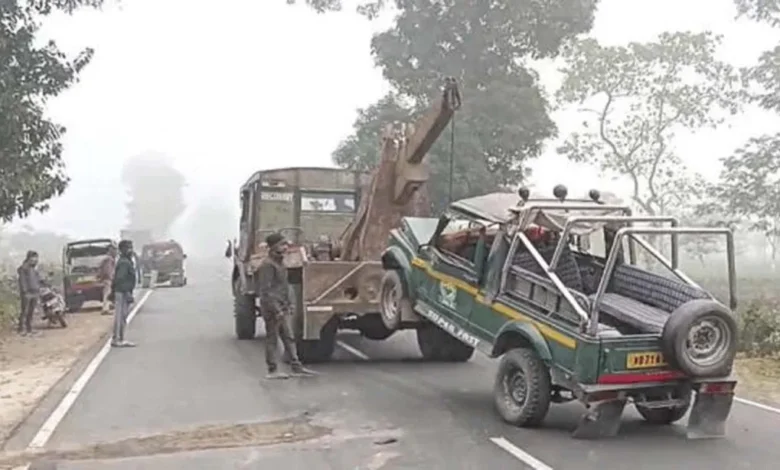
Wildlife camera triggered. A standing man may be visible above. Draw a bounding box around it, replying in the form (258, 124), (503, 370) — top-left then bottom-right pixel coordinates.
(16, 250), (41, 337)
(256, 233), (316, 379)
(99, 245), (117, 315)
(111, 240), (137, 348)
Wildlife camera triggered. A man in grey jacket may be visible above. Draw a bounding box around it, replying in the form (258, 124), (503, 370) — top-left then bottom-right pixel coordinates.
(256, 233), (316, 379)
(17, 250), (41, 336)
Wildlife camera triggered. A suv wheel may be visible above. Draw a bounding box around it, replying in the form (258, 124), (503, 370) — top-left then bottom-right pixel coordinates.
(379, 270), (413, 331)
(416, 323), (474, 362)
(494, 348), (551, 427)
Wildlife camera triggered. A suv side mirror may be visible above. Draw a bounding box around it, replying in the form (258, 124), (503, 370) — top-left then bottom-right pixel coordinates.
(224, 241), (232, 259)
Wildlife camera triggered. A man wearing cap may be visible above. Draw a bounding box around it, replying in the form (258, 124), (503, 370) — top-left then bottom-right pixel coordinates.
(256, 232), (316, 379)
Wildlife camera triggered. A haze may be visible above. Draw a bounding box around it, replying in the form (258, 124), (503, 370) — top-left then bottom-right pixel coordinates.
(12, 0), (780, 248)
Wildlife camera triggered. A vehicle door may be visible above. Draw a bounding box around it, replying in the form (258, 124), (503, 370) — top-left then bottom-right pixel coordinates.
(420, 215), (481, 328)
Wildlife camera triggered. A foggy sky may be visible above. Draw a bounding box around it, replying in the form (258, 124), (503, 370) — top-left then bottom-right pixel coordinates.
(11, 0), (780, 240)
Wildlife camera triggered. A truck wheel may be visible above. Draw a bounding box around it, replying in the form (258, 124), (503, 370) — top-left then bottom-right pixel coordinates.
(234, 290), (256, 340)
(662, 299), (737, 377)
(494, 348), (551, 427)
(416, 323), (474, 362)
(380, 270), (413, 331)
(297, 318), (337, 364)
(358, 314), (395, 341)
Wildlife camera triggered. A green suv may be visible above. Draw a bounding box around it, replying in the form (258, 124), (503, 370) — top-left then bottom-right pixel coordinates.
(379, 186), (739, 439)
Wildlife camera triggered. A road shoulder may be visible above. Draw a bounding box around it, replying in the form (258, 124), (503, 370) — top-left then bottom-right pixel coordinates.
(0, 309), (115, 450)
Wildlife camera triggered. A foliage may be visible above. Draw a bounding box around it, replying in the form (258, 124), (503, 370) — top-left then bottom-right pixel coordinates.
(2, 227), (72, 264)
(121, 153), (187, 239)
(737, 298), (780, 357)
(735, 0), (780, 27)
(0, 0), (108, 222)
(309, 0), (598, 210)
(708, 135), (780, 260)
(556, 32), (743, 218)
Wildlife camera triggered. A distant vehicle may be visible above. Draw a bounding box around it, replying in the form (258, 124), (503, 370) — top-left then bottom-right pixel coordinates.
(383, 185), (739, 439)
(140, 240), (187, 288)
(226, 78), (461, 363)
(62, 238), (116, 312)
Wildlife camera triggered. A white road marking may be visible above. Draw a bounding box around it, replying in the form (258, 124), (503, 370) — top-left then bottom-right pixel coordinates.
(26, 289), (153, 450)
(337, 340), (370, 360)
(736, 397), (780, 415)
(490, 437), (553, 470)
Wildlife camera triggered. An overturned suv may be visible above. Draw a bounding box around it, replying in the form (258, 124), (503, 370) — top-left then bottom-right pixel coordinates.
(380, 186), (739, 439)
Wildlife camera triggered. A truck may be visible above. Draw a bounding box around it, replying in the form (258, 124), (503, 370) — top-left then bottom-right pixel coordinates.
(226, 77), (461, 363)
(62, 238), (116, 312)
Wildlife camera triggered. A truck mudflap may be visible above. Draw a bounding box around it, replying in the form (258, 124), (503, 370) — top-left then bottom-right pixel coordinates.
(572, 398), (627, 439)
(686, 381), (736, 439)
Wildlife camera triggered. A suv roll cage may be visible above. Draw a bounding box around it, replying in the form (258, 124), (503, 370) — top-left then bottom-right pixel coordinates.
(499, 202), (737, 336)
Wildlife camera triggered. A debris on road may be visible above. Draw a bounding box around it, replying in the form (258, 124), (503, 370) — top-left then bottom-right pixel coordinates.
(0, 418), (330, 467)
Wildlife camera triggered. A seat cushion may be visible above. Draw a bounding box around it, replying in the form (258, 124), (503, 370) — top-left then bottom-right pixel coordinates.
(513, 245), (584, 292)
(592, 292), (669, 334)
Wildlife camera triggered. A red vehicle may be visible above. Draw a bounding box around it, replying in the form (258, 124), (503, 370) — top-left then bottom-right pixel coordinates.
(62, 238), (115, 312)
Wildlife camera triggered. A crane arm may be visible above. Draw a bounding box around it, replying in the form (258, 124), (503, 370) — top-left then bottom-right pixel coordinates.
(393, 77), (461, 204)
(338, 77), (461, 261)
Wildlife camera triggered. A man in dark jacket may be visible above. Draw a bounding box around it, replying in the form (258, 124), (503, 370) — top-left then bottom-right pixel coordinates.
(17, 250), (41, 336)
(111, 240), (137, 347)
(256, 233), (316, 379)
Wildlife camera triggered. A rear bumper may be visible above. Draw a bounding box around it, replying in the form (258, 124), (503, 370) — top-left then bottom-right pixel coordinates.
(66, 284), (103, 300)
(577, 374), (736, 400)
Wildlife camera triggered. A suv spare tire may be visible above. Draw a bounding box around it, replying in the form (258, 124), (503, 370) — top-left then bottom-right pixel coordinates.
(662, 299), (737, 377)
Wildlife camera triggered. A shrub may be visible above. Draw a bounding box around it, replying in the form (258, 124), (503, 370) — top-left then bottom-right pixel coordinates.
(0, 275), (20, 332)
(737, 297), (780, 357)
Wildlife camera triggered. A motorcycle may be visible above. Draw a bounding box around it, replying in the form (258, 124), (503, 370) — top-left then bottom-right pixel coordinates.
(40, 279), (67, 328)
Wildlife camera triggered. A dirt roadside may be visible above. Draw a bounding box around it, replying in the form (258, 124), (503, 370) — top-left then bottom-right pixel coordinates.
(734, 357), (780, 407)
(0, 307), (112, 446)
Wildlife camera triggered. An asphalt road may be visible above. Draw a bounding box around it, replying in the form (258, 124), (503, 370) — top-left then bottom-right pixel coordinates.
(17, 261), (780, 469)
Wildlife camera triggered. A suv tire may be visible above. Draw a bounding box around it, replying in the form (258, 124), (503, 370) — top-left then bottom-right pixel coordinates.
(494, 348), (551, 427)
(416, 323), (474, 362)
(379, 270), (413, 331)
(662, 299), (737, 377)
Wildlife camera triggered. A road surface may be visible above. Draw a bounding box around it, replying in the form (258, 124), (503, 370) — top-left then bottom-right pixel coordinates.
(9, 261), (780, 469)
